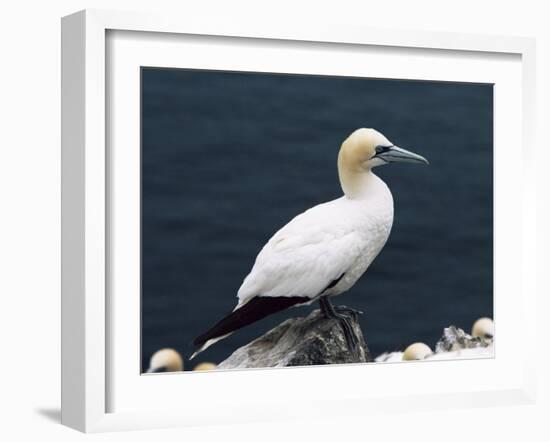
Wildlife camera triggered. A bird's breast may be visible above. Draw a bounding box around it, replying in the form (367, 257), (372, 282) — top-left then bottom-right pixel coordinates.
(330, 184), (394, 295)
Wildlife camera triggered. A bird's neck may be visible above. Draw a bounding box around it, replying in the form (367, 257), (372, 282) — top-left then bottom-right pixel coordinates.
(339, 168), (383, 200)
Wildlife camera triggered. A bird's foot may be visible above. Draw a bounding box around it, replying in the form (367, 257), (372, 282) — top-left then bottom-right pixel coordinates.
(334, 305), (363, 320)
(319, 297), (363, 359)
(338, 315), (361, 355)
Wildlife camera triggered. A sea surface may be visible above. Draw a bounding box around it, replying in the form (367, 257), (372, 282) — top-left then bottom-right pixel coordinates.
(141, 68), (493, 371)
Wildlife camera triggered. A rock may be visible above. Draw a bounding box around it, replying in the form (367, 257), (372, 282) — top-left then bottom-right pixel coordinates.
(218, 308), (371, 369)
(375, 351), (403, 363)
(429, 345), (494, 360)
(435, 325), (492, 353)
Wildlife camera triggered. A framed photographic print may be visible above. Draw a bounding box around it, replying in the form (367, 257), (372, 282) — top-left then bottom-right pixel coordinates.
(61, 9), (537, 432)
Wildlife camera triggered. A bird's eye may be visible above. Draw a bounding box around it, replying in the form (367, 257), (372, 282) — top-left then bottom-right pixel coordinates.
(375, 145), (391, 154)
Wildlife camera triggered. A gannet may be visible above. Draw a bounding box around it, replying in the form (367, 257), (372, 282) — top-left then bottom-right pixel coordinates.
(471, 317), (494, 339)
(193, 362), (217, 371)
(402, 342), (433, 361)
(192, 128), (428, 359)
(146, 348), (184, 373)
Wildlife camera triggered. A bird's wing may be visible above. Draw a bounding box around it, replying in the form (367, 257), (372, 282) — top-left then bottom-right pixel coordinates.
(236, 201), (363, 306)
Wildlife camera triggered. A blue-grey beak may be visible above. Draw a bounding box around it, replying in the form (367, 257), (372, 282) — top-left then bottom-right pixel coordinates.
(375, 145), (429, 165)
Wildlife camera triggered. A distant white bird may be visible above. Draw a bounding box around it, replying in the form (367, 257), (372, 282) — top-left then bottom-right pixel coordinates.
(192, 128), (428, 359)
(193, 362), (217, 371)
(471, 317), (494, 339)
(146, 348), (184, 373)
(402, 342), (433, 361)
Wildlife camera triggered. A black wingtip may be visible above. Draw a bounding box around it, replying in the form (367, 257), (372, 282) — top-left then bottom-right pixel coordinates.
(193, 296), (310, 350)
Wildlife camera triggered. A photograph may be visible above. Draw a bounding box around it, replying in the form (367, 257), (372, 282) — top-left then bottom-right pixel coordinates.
(140, 67), (494, 373)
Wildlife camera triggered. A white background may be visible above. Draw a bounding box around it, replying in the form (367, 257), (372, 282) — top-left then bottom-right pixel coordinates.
(0, 1), (547, 441)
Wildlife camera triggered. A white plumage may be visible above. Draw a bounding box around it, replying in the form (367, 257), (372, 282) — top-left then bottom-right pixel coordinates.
(192, 128), (428, 358)
(237, 175), (393, 307)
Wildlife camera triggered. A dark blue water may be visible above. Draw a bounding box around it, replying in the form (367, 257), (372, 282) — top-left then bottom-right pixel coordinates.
(141, 68), (493, 371)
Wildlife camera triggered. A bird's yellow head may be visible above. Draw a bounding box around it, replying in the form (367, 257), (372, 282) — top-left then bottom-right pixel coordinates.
(146, 348), (184, 373)
(338, 128), (428, 198)
(402, 342), (433, 361)
(471, 317), (494, 339)
(338, 128), (428, 172)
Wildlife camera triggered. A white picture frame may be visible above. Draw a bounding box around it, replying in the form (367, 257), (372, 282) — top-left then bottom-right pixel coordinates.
(61, 9), (537, 433)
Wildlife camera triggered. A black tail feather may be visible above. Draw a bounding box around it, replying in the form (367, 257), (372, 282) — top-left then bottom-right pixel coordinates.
(193, 296), (310, 350)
